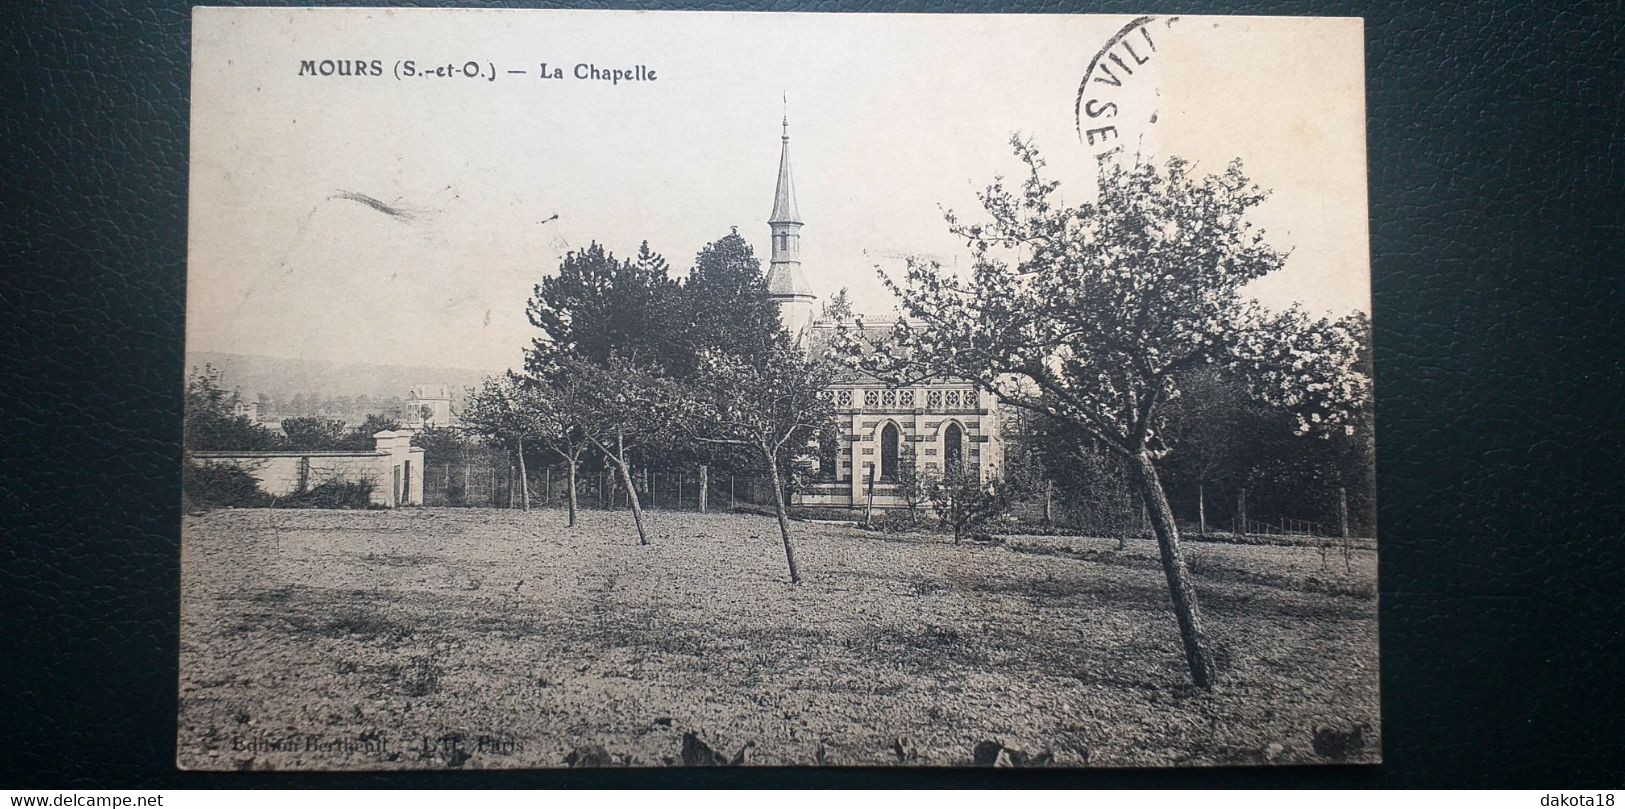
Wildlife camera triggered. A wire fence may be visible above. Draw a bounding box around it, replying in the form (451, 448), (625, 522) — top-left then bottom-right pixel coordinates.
(419, 458), (1365, 544)
(420, 461), (780, 512)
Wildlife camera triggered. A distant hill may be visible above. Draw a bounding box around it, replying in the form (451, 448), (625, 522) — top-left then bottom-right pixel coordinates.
(185, 351), (499, 402)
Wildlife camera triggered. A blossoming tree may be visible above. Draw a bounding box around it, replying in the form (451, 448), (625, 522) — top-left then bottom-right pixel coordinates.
(841, 139), (1371, 688)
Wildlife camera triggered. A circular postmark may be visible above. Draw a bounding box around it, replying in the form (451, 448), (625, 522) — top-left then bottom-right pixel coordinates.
(1075, 16), (1178, 169)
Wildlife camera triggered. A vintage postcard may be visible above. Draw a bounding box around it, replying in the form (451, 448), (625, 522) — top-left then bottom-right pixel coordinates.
(181, 7), (1377, 769)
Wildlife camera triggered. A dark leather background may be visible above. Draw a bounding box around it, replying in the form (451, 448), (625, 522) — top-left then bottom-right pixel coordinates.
(2, 0), (1621, 789)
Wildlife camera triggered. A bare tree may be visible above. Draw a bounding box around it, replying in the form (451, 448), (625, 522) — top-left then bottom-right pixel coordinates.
(461, 374), (543, 511)
(516, 365), (599, 528)
(891, 443), (932, 526)
(572, 354), (674, 546)
(679, 344), (834, 585)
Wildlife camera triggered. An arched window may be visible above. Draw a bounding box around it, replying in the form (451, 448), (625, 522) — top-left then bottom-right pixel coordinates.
(880, 423), (900, 482)
(943, 422), (964, 471)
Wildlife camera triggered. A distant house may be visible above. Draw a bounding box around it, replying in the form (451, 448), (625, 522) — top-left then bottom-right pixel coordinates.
(406, 385), (456, 428)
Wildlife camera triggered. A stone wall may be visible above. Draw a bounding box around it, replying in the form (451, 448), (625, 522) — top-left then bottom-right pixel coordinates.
(192, 429), (425, 507)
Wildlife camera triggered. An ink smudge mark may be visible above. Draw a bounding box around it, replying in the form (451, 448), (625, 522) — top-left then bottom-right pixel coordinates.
(330, 190), (416, 222)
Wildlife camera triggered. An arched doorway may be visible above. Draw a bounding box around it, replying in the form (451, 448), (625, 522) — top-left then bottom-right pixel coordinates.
(943, 422), (963, 471)
(880, 423), (900, 482)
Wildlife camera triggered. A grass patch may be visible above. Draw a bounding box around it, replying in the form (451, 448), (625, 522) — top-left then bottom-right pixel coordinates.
(179, 507), (1379, 770)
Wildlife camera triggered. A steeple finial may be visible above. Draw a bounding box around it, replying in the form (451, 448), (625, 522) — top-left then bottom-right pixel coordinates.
(769, 102), (801, 225)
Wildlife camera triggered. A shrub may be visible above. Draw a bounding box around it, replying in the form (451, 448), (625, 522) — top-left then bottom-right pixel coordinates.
(182, 460), (271, 510)
(275, 472), (378, 510)
(929, 461), (1038, 543)
(864, 509), (925, 534)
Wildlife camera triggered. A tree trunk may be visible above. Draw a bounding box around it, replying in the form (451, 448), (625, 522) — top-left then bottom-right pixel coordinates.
(516, 438), (530, 512)
(606, 434), (647, 545)
(1198, 482), (1207, 537)
(1339, 486), (1349, 538)
(565, 460), (578, 528)
(1236, 487), (1247, 535)
(764, 446), (801, 585)
(1130, 450), (1217, 690)
(698, 465), (709, 513)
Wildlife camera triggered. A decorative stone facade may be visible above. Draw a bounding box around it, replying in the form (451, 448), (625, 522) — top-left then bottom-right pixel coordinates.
(797, 359), (1003, 510)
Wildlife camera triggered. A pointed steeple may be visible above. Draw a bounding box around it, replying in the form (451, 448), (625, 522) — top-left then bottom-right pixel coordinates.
(765, 109), (816, 342)
(769, 115), (801, 225)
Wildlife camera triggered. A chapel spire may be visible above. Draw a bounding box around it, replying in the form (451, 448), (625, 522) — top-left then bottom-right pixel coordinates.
(765, 108), (815, 342)
(769, 113), (801, 225)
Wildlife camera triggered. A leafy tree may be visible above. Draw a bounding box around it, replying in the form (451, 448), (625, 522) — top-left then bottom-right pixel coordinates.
(411, 426), (467, 460)
(183, 365), (276, 451)
(679, 343), (835, 585)
(1020, 412), (1138, 538)
(841, 140), (1371, 688)
(336, 414), (402, 450)
(674, 228), (788, 380)
(1154, 368), (1254, 536)
(928, 459), (1036, 543)
(280, 417), (348, 451)
(821, 287), (855, 322)
(525, 241), (682, 372)
(461, 374), (544, 511)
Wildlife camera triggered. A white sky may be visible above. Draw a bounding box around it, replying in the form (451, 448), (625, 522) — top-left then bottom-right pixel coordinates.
(188, 9), (1369, 373)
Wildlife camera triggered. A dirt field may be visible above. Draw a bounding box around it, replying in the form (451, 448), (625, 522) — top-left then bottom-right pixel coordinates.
(178, 507), (1379, 770)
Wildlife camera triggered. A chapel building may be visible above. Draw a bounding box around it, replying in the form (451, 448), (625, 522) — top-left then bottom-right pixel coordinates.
(763, 117), (1003, 510)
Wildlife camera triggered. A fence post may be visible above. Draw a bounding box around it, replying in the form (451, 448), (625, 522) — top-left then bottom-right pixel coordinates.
(1043, 480), (1053, 528)
(698, 465), (709, 513)
(1198, 482), (1206, 537)
(864, 464), (876, 525)
(544, 468), (551, 506)
(730, 474), (735, 510)
(1236, 487), (1247, 536)
(1339, 486), (1349, 538)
